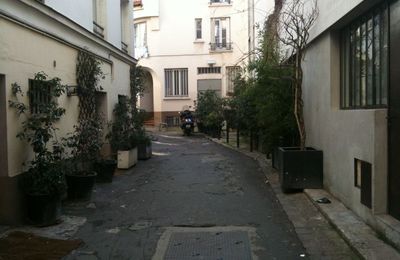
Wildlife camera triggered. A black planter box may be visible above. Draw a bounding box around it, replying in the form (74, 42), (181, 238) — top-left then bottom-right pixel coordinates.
(26, 194), (61, 226)
(94, 159), (117, 183)
(66, 173), (97, 200)
(138, 143), (152, 160)
(278, 147), (323, 191)
(272, 147), (281, 170)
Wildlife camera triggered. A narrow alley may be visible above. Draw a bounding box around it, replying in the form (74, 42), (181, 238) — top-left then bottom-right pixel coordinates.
(63, 132), (307, 259)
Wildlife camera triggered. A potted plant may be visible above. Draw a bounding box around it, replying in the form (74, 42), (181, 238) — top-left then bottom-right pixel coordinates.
(136, 129), (152, 160)
(108, 97), (138, 169)
(277, 0), (322, 192)
(63, 118), (102, 199)
(62, 50), (104, 199)
(9, 72), (67, 226)
(94, 158), (117, 183)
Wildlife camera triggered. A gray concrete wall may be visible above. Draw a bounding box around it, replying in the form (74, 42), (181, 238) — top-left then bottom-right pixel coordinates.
(302, 31), (388, 224)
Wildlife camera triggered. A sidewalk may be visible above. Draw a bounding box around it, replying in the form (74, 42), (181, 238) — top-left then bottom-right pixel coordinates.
(209, 136), (400, 260)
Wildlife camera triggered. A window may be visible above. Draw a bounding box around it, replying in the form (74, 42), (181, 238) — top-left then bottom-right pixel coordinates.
(29, 79), (52, 114)
(210, 18), (231, 50)
(197, 67), (221, 74)
(210, 0), (231, 4)
(165, 69), (188, 97)
(134, 22), (148, 59)
(226, 66), (241, 94)
(341, 3), (388, 109)
(92, 0), (104, 38)
(195, 18), (202, 40)
(133, 0), (142, 7)
(354, 158), (372, 208)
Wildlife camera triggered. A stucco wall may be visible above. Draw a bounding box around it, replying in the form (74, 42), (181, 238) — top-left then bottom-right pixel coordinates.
(303, 31), (388, 222)
(0, 18), (131, 177)
(45, 0), (93, 31)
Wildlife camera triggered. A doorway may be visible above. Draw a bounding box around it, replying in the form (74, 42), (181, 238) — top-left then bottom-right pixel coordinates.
(0, 74), (7, 177)
(389, 0), (400, 220)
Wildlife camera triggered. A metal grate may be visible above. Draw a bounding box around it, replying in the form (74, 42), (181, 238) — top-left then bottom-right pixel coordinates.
(164, 231), (252, 260)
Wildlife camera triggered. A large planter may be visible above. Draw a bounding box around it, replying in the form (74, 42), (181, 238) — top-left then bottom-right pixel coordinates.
(117, 147), (138, 169)
(66, 172), (97, 200)
(138, 143), (152, 160)
(26, 194), (61, 226)
(278, 147), (323, 192)
(94, 159), (117, 183)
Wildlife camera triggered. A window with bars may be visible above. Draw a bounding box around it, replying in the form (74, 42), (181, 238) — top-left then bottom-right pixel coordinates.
(197, 67), (221, 74)
(226, 66), (241, 95)
(29, 79), (52, 114)
(210, 17), (231, 51)
(340, 3), (388, 109)
(195, 18), (202, 39)
(165, 68), (188, 97)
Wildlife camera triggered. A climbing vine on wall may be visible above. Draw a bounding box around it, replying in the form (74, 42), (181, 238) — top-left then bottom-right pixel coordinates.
(63, 50), (105, 173)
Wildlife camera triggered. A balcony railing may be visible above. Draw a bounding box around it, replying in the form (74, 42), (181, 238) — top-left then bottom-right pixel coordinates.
(121, 41), (128, 53)
(134, 0), (142, 7)
(209, 42), (232, 51)
(93, 21), (104, 38)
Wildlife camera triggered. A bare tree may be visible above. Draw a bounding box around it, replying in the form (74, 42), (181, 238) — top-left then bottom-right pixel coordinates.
(264, 0), (284, 63)
(278, 0), (318, 150)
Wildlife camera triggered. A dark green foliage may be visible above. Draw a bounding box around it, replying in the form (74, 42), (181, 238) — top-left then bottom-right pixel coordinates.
(64, 50), (104, 174)
(196, 90), (225, 138)
(107, 65), (148, 151)
(9, 72), (67, 196)
(253, 63), (298, 153)
(107, 97), (137, 151)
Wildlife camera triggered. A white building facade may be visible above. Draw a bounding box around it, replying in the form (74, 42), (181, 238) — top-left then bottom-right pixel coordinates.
(133, 0), (272, 125)
(0, 0), (135, 224)
(302, 0), (400, 248)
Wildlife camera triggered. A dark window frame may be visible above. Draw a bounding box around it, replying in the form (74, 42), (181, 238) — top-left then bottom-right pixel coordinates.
(195, 18), (202, 40)
(340, 2), (389, 109)
(197, 67), (221, 74)
(28, 79), (52, 114)
(164, 68), (189, 97)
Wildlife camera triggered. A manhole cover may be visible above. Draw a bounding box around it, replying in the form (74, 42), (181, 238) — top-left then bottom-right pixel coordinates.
(164, 231), (252, 260)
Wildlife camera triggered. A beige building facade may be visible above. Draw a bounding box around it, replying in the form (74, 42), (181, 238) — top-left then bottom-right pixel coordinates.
(133, 0), (273, 125)
(0, 0), (136, 224)
(302, 0), (400, 248)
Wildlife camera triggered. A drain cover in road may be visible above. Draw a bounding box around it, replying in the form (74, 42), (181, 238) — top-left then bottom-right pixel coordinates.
(163, 230), (252, 260)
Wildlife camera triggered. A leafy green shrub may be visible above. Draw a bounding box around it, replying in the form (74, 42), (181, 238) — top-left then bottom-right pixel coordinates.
(9, 72), (67, 196)
(196, 90), (224, 138)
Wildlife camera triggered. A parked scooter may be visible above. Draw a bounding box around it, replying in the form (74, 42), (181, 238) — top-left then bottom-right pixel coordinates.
(180, 110), (195, 136)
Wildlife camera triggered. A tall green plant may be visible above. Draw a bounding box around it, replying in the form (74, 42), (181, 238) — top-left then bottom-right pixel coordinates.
(196, 90), (225, 138)
(64, 50), (104, 174)
(108, 97), (136, 151)
(9, 72), (67, 195)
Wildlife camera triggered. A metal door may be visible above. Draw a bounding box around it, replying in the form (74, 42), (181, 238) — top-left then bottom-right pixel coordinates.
(389, 0), (400, 220)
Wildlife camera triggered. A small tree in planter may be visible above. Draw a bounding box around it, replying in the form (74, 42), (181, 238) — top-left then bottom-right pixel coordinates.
(9, 72), (67, 226)
(277, 0), (322, 191)
(195, 90), (225, 138)
(108, 96), (138, 169)
(63, 50), (105, 199)
(129, 66), (152, 160)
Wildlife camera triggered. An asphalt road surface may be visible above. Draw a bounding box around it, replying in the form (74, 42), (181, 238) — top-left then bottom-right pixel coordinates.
(65, 131), (307, 260)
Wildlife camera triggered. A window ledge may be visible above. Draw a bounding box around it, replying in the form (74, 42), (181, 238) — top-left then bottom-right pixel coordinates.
(209, 49), (233, 53)
(164, 97), (191, 100)
(208, 3), (232, 7)
(194, 40), (205, 43)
